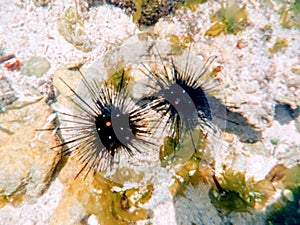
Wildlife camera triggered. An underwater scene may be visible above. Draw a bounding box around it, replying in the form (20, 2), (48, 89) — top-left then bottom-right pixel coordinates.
(0, 0), (299, 224)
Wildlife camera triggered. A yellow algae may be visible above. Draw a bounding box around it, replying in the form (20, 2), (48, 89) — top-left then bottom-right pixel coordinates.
(132, 0), (144, 22)
(269, 37), (289, 53)
(169, 34), (194, 55)
(68, 173), (153, 224)
(0, 190), (24, 208)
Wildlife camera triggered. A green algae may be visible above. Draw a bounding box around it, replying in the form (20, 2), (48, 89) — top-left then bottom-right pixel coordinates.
(166, 129), (211, 196)
(281, 165), (300, 190)
(159, 136), (177, 162)
(265, 166), (300, 225)
(176, 0), (208, 12)
(270, 138), (280, 145)
(205, 2), (248, 36)
(160, 128), (207, 167)
(210, 167), (276, 212)
(266, 186), (300, 225)
(210, 189), (250, 213)
(280, 0), (300, 29)
(70, 173), (153, 224)
(106, 68), (135, 91)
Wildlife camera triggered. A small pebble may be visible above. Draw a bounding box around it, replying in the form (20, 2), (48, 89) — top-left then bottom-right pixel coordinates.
(32, 0), (51, 7)
(21, 56), (50, 77)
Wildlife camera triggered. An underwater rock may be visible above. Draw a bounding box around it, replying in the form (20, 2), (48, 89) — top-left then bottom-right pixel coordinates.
(0, 97), (60, 206)
(21, 56), (51, 77)
(0, 73), (18, 111)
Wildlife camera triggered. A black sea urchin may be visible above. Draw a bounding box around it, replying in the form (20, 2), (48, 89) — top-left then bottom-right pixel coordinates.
(140, 48), (216, 148)
(55, 70), (154, 177)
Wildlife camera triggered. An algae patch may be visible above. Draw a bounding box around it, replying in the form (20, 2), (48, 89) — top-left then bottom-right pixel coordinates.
(205, 2), (248, 36)
(265, 166), (300, 225)
(169, 34), (194, 55)
(0, 190), (24, 208)
(166, 129), (212, 196)
(210, 167), (276, 212)
(106, 68), (135, 92)
(69, 173), (153, 224)
(280, 0), (300, 29)
(176, 0), (208, 12)
(269, 37), (289, 54)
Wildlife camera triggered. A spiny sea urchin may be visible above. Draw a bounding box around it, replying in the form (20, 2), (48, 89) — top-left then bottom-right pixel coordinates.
(54, 70), (155, 177)
(139, 46), (218, 150)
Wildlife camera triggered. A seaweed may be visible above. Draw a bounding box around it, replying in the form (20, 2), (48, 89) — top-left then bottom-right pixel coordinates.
(176, 0), (208, 12)
(205, 1), (248, 36)
(266, 186), (300, 225)
(70, 173), (153, 224)
(107, 0), (207, 26)
(269, 37), (289, 53)
(209, 167), (276, 212)
(280, 0), (300, 29)
(169, 34), (194, 55)
(166, 129), (211, 196)
(106, 68), (135, 91)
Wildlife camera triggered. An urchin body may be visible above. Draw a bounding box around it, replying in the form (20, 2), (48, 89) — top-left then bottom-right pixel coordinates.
(142, 58), (212, 141)
(57, 76), (153, 176)
(154, 76), (212, 130)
